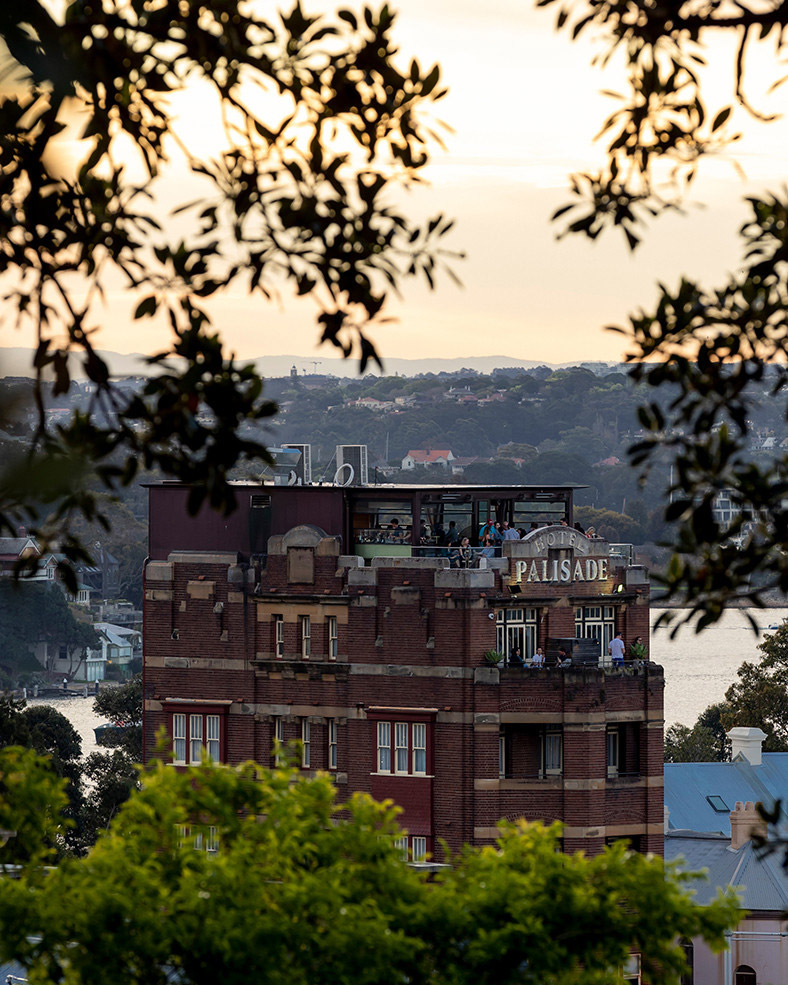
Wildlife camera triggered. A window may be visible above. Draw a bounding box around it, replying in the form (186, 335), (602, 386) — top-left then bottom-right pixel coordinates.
(706, 794), (730, 813)
(328, 719), (338, 770)
(190, 715), (203, 763)
(395, 723), (409, 773)
(273, 716), (284, 766)
(412, 836), (427, 862)
(377, 722), (391, 772)
(328, 616), (338, 659)
(734, 966), (756, 985)
(301, 718), (311, 767)
(300, 615), (311, 658)
(499, 729), (506, 779)
(623, 954), (641, 985)
(394, 836), (408, 860)
(575, 605), (615, 657)
(412, 723), (426, 774)
(375, 720), (430, 776)
(274, 615), (284, 658)
(607, 727), (619, 776)
(173, 713), (186, 764)
(205, 826), (219, 854)
(542, 729), (562, 776)
(496, 607), (539, 661)
(169, 710), (225, 766)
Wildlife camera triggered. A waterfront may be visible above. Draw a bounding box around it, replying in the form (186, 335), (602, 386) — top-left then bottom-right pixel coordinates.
(27, 695), (104, 758)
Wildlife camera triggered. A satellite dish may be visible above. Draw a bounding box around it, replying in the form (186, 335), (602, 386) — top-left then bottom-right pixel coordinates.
(334, 463), (355, 486)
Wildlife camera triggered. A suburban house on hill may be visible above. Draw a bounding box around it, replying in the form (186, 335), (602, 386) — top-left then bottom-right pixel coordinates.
(401, 449), (455, 470)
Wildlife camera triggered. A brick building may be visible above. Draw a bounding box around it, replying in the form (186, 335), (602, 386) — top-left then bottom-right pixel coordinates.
(143, 482), (664, 861)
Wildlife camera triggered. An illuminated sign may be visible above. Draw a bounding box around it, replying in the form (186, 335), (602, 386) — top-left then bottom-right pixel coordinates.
(513, 557), (609, 585)
(507, 526), (611, 585)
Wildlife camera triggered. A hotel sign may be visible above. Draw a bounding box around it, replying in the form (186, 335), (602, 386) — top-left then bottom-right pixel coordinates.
(507, 526), (610, 586)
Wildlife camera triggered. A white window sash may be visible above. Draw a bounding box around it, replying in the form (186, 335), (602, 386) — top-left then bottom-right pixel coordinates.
(190, 714), (203, 764)
(173, 713), (186, 764)
(328, 616), (338, 659)
(301, 616), (311, 658)
(301, 719), (311, 767)
(395, 722), (408, 774)
(377, 721), (391, 772)
(328, 719), (338, 770)
(413, 723), (426, 775)
(206, 714), (220, 762)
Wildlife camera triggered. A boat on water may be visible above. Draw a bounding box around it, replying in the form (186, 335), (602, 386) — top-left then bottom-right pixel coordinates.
(93, 722), (130, 742)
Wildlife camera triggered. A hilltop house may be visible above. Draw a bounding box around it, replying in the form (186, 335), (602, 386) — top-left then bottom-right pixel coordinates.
(401, 449), (455, 470)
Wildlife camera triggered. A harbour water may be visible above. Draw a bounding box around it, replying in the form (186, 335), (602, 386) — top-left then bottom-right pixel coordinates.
(20, 607), (786, 752)
(26, 695), (104, 758)
(651, 607), (788, 728)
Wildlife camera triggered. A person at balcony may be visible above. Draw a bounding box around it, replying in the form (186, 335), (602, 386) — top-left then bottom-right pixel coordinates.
(501, 520), (519, 540)
(478, 518), (501, 546)
(445, 520), (459, 548)
(608, 632), (626, 667)
(449, 537), (471, 569)
(556, 645), (571, 667)
(388, 518), (404, 543)
(479, 533), (495, 563)
(531, 647), (545, 668)
(509, 646), (524, 667)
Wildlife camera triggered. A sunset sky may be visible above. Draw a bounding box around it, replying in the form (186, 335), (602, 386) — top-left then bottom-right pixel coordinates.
(5, 0), (788, 367)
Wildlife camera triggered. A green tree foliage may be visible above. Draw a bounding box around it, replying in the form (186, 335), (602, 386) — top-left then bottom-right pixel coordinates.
(539, 0), (788, 627)
(0, 746), (69, 866)
(0, 1), (454, 588)
(0, 759), (738, 985)
(664, 723), (721, 763)
(0, 581), (99, 684)
(93, 673), (142, 759)
(721, 622), (788, 751)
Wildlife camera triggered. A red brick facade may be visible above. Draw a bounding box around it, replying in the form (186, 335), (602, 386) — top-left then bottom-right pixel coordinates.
(144, 488), (663, 862)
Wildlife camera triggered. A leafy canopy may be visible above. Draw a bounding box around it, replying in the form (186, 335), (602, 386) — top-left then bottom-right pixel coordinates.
(0, 0), (455, 588)
(0, 756), (739, 985)
(540, 0), (788, 628)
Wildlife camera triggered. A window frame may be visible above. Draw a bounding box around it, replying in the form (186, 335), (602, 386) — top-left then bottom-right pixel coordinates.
(412, 723), (427, 775)
(273, 716), (284, 766)
(394, 722), (409, 774)
(541, 728), (563, 776)
(328, 718), (338, 770)
(173, 712), (186, 765)
(300, 615), (311, 659)
(274, 614), (284, 659)
(328, 615), (338, 660)
(166, 705), (228, 766)
(301, 718), (311, 767)
(606, 727), (620, 777)
(412, 836), (427, 862)
(377, 721), (391, 772)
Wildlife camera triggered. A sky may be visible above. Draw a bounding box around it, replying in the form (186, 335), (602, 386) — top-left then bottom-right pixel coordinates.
(5, 0), (788, 366)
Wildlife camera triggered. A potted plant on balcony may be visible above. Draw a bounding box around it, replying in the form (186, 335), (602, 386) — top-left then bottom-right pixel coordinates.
(484, 649), (505, 668)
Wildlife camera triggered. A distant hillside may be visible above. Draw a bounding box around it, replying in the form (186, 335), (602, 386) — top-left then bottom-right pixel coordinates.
(0, 347), (623, 380)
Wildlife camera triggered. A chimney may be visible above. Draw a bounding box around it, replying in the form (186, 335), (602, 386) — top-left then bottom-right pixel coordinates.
(729, 801), (766, 850)
(727, 727), (767, 765)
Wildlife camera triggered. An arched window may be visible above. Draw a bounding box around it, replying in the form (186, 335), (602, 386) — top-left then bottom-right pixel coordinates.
(679, 937), (694, 985)
(734, 965), (756, 985)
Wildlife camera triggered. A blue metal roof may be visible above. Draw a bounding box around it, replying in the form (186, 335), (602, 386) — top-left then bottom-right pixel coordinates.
(666, 832), (788, 912)
(664, 754), (788, 835)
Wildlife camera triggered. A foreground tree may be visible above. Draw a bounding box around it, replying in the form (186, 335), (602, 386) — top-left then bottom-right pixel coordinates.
(0, 1), (455, 586)
(541, 0), (788, 628)
(0, 758), (738, 985)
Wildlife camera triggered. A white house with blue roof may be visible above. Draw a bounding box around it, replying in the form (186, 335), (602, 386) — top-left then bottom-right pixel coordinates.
(665, 728), (788, 985)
